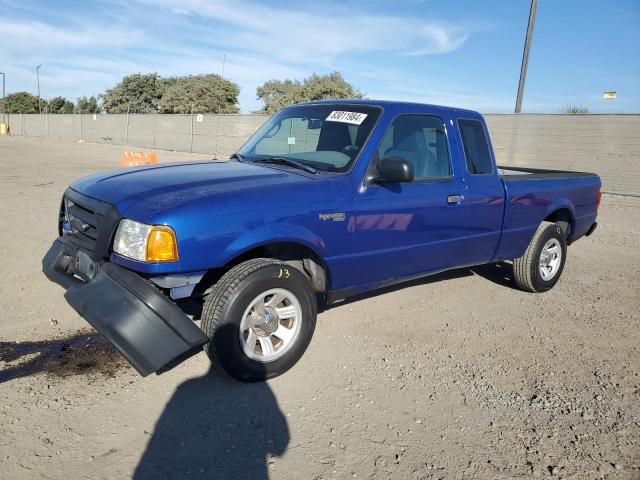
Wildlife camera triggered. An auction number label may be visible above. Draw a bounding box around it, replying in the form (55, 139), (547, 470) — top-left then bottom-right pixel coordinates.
(325, 111), (368, 125)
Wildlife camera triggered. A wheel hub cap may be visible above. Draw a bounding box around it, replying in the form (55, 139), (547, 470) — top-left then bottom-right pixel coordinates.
(250, 306), (279, 336)
(539, 238), (562, 281)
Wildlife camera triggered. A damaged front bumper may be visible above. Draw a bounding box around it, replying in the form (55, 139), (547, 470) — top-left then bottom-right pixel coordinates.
(42, 239), (209, 376)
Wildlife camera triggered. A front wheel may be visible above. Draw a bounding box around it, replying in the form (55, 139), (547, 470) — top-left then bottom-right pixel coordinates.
(513, 221), (567, 293)
(201, 258), (317, 382)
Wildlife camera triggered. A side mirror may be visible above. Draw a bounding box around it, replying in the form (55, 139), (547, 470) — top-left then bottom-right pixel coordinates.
(377, 156), (414, 183)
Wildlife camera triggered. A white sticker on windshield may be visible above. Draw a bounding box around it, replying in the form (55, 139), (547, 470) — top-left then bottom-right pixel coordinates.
(325, 111), (368, 125)
(287, 136), (296, 145)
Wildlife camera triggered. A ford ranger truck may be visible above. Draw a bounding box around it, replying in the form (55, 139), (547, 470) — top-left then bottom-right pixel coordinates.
(42, 100), (601, 382)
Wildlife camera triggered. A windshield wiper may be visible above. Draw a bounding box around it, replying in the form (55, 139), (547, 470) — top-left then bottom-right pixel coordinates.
(254, 157), (317, 174)
(230, 152), (245, 161)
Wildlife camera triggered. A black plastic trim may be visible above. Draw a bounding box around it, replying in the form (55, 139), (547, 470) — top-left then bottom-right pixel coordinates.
(101, 263), (208, 346)
(42, 239), (84, 290)
(65, 188), (121, 261)
(499, 165), (599, 181)
(42, 240), (209, 376)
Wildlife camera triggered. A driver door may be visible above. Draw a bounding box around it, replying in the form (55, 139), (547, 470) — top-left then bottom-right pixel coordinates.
(352, 113), (469, 285)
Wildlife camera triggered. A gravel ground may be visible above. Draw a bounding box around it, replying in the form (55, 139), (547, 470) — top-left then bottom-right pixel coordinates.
(0, 136), (638, 479)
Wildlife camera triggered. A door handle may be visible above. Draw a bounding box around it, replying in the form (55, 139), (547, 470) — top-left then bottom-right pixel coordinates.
(447, 194), (463, 204)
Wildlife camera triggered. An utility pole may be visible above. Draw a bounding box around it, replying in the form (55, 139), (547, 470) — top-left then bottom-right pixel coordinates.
(222, 54), (226, 78)
(36, 64), (42, 114)
(515, 0), (537, 113)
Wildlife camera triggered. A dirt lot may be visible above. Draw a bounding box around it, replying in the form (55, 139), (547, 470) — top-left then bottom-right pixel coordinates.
(0, 136), (638, 479)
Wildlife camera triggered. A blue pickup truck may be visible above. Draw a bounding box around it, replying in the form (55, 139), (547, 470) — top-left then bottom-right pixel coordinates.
(43, 100), (601, 381)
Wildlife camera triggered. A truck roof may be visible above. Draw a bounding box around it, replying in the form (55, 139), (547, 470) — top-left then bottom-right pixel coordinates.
(297, 98), (482, 118)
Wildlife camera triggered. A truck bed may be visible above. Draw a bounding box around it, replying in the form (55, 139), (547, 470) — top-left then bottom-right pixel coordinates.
(494, 165), (600, 261)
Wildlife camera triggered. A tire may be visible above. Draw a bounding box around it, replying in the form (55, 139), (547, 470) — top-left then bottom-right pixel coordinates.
(513, 221), (567, 293)
(201, 258), (317, 382)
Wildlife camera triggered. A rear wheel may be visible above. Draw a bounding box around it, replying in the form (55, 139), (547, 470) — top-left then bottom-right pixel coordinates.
(201, 258), (317, 382)
(513, 221), (567, 293)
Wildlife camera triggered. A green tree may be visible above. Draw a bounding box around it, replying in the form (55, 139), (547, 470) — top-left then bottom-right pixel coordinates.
(48, 96), (65, 113)
(101, 73), (168, 113)
(61, 100), (74, 114)
(75, 96), (99, 113)
(256, 71), (364, 114)
(158, 74), (240, 114)
(48, 96), (74, 114)
(302, 72), (364, 103)
(255, 79), (304, 114)
(3, 91), (40, 113)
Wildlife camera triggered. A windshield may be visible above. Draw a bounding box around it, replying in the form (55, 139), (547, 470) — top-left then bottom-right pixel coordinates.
(237, 104), (381, 173)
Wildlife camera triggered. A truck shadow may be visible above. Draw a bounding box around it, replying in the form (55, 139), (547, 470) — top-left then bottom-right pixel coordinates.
(133, 363), (288, 480)
(469, 261), (519, 290)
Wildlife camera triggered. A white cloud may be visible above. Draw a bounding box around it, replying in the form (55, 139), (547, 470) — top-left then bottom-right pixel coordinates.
(0, 18), (145, 52)
(137, 0), (470, 61)
(0, 0), (474, 111)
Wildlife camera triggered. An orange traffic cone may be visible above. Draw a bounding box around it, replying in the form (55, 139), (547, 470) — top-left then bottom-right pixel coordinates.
(121, 151), (158, 167)
(121, 151), (133, 167)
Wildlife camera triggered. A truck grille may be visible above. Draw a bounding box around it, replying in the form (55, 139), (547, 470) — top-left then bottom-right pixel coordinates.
(61, 189), (120, 261)
(64, 199), (100, 252)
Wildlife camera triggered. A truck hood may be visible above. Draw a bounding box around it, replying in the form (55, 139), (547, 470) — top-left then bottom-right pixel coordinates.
(70, 160), (313, 221)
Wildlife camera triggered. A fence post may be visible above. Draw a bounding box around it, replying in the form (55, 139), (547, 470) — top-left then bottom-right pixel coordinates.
(45, 107), (49, 137)
(124, 104), (130, 145)
(79, 112), (83, 141)
(215, 114), (221, 158)
(21, 112), (24, 136)
(190, 105), (194, 153)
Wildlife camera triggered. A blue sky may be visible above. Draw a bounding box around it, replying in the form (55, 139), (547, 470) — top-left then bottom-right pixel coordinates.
(1, 0), (638, 113)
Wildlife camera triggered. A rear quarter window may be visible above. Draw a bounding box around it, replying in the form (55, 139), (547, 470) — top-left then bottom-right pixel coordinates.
(458, 119), (493, 175)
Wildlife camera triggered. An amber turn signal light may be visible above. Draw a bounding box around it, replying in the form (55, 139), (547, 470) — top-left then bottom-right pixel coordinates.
(146, 226), (179, 262)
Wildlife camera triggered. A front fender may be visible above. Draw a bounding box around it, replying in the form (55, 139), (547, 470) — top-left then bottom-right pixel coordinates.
(221, 223), (326, 265)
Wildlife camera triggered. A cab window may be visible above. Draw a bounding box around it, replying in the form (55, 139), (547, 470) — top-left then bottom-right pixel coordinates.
(458, 119), (493, 175)
(374, 114), (451, 179)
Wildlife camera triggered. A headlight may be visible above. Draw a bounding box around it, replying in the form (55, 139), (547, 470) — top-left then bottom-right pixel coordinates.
(113, 219), (179, 263)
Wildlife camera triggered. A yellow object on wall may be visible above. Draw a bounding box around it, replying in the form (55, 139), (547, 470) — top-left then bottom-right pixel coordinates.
(0, 123), (7, 135)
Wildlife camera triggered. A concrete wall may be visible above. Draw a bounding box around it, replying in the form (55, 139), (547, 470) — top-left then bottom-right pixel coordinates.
(5, 113), (270, 160)
(485, 115), (640, 196)
(5, 113), (639, 196)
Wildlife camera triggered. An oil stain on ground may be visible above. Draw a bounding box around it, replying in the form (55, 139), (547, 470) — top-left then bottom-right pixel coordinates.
(0, 330), (129, 383)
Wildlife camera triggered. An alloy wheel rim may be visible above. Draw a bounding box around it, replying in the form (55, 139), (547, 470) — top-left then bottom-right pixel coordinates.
(539, 238), (562, 281)
(239, 288), (302, 362)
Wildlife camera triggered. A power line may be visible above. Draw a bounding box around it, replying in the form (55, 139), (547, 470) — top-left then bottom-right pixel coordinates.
(574, 0), (635, 16)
